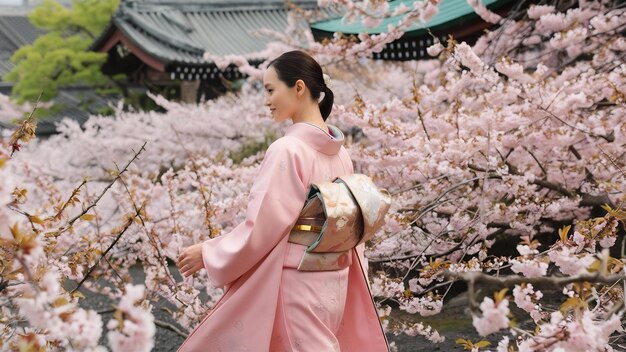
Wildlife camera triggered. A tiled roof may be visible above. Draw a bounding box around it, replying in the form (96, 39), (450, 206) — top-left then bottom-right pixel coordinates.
(311, 0), (513, 35)
(0, 86), (117, 136)
(35, 89), (116, 135)
(91, 0), (340, 66)
(0, 15), (43, 77)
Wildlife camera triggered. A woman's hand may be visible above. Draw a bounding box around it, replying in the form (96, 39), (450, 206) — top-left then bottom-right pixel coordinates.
(176, 243), (204, 278)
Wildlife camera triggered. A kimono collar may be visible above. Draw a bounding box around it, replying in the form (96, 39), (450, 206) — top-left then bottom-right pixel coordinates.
(285, 122), (345, 155)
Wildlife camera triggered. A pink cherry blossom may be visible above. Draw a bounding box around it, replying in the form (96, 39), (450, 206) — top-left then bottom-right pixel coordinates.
(472, 297), (510, 336)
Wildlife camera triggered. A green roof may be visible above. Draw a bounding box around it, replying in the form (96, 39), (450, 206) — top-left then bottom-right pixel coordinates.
(311, 0), (510, 35)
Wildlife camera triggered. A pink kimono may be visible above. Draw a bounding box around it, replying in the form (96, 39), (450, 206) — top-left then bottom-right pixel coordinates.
(177, 122), (389, 352)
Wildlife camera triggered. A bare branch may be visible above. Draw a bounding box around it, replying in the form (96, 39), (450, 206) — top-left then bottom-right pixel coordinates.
(155, 319), (189, 339)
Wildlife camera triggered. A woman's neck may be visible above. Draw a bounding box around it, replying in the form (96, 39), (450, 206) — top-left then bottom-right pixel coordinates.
(291, 102), (327, 132)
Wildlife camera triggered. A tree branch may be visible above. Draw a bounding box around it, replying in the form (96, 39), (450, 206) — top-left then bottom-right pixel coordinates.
(444, 270), (626, 288)
(70, 207), (140, 294)
(56, 142), (146, 237)
(155, 319), (189, 339)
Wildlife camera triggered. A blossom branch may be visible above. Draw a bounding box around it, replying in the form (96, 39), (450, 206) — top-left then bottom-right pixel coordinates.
(70, 208), (140, 294)
(56, 142), (147, 237)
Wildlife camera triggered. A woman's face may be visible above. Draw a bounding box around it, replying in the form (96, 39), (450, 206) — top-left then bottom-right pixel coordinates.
(262, 66), (302, 123)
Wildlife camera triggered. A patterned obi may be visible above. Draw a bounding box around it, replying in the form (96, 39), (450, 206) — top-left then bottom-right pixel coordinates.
(286, 173), (391, 271)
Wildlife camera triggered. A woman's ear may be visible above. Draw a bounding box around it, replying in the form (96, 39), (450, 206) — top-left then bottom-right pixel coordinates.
(295, 79), (306, 97)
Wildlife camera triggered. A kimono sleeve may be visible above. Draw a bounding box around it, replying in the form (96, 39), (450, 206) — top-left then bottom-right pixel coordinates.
(201, 138), (307, 288)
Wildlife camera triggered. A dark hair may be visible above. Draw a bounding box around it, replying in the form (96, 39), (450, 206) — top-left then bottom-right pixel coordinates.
(267, 50), (334, 121)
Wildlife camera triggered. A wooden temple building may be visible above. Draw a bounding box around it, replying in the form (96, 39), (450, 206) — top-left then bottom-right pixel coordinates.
(90, 0), (515, 104)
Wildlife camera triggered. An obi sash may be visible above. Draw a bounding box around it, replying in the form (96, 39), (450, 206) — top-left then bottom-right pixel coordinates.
(287, 173), (392, 271)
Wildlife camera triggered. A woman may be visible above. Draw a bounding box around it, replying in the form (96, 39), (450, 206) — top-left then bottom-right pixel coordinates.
(175, 50), (389, 352)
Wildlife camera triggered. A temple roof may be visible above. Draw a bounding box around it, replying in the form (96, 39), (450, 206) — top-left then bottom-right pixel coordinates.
(91, 0), (337, 70)
(311, 0), (513, 35)
(0, 14), (42, 79)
